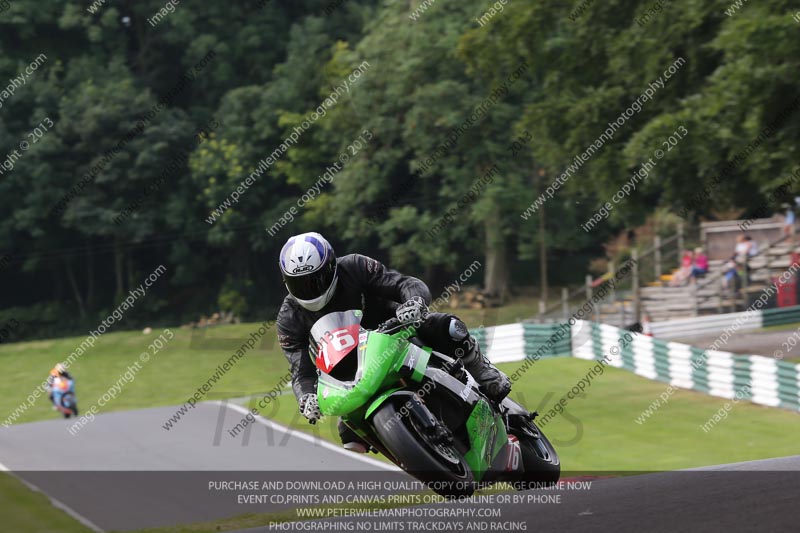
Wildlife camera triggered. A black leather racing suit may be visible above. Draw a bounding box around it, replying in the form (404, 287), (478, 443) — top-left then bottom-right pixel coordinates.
(277, 254), (468, 404)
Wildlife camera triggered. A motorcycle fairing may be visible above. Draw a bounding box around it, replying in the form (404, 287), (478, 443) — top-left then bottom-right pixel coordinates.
(463, 399), (508, 480)
(310, 310), (363, 374)
(317, 329), (415, 416)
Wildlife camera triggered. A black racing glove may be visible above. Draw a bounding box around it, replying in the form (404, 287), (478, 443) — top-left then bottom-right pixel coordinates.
(396, 296), (429, 325)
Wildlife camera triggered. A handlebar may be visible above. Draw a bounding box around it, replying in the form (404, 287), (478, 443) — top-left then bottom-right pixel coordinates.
(376, 317), (403, 333)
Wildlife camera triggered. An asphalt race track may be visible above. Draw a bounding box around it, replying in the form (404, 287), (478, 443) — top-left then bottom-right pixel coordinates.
(0, 401), (395, 531)
(2, 401), (798, 532)
(675, 328), (796, 359)
(236, 456), (800, 533)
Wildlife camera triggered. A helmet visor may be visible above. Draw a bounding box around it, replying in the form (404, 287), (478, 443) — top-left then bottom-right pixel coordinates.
(284, 261), (336, 301)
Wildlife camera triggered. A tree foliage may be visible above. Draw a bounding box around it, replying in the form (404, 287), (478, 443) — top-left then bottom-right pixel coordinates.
(1, 0), (797, 336)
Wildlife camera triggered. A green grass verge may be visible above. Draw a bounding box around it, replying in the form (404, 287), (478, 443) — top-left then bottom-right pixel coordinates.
(256, 357), (800, 472)
(0, 472), (92, 532)
(0, 323), (286, 426)
(521, 358), (800, 471)
(0, 296), (536, 427)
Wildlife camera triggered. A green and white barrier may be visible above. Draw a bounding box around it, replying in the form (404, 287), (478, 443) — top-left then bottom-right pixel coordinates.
(475, 323), (570, 364)
(570, 320), (800, 411)
(651, 304), (800, 340)
(476, 319), (800, 412)
(762, 306), (800, 328)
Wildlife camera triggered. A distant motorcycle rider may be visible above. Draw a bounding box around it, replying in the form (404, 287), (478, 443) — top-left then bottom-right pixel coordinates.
(46, 363), (72, 403)
(276, 232), (511, 452)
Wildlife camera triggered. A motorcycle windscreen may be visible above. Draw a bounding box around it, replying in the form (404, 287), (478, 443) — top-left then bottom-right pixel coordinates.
(310, 310), (364, 374)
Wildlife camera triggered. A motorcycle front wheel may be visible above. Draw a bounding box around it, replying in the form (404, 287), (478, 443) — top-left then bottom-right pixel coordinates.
(61, 394), (78, 418)
(372, 398), (474, 497)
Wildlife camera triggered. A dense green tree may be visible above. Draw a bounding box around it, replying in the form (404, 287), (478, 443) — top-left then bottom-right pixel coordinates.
(2, 0), (799, 338)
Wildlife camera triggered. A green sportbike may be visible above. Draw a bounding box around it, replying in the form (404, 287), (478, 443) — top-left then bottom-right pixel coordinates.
(311, 310), (560, 497)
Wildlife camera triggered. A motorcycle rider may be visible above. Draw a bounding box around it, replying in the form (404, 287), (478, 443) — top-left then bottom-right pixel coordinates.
(276, 232), (511, 452)
(46, 363), (72, 403)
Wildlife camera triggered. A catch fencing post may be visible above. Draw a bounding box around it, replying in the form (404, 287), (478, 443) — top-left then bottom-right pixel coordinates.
(632, 248), (641, 323)
(654, 235), (662, 280)
(585, 275), (593, 320)
(609, 261), (616, 303)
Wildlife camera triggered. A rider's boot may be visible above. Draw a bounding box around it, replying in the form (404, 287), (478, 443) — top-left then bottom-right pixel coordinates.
(457, 330), (512, 402)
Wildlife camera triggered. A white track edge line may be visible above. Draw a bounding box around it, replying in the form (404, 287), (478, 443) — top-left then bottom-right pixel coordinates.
(216, 401), (399, 471)
(0, 460), (105, 532)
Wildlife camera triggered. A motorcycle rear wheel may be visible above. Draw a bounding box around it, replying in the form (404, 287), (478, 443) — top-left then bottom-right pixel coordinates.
(511, 427), (560, 490)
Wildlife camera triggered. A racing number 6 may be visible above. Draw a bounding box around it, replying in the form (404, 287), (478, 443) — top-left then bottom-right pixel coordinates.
(320, 328), (357, 371)
(330, 328), (356, 351)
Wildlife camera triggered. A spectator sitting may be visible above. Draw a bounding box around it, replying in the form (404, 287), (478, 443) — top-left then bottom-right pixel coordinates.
(722, 255), (741, 294)
(734, 234), (757, 282)
(734, 234), (751, 261)
(669, 250), (694, 286)
(745, 235), (758, 256)
(691, 247), (708, 281)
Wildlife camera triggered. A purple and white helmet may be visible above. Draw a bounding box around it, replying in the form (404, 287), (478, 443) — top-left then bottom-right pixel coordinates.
(279, 232), (338, 311)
